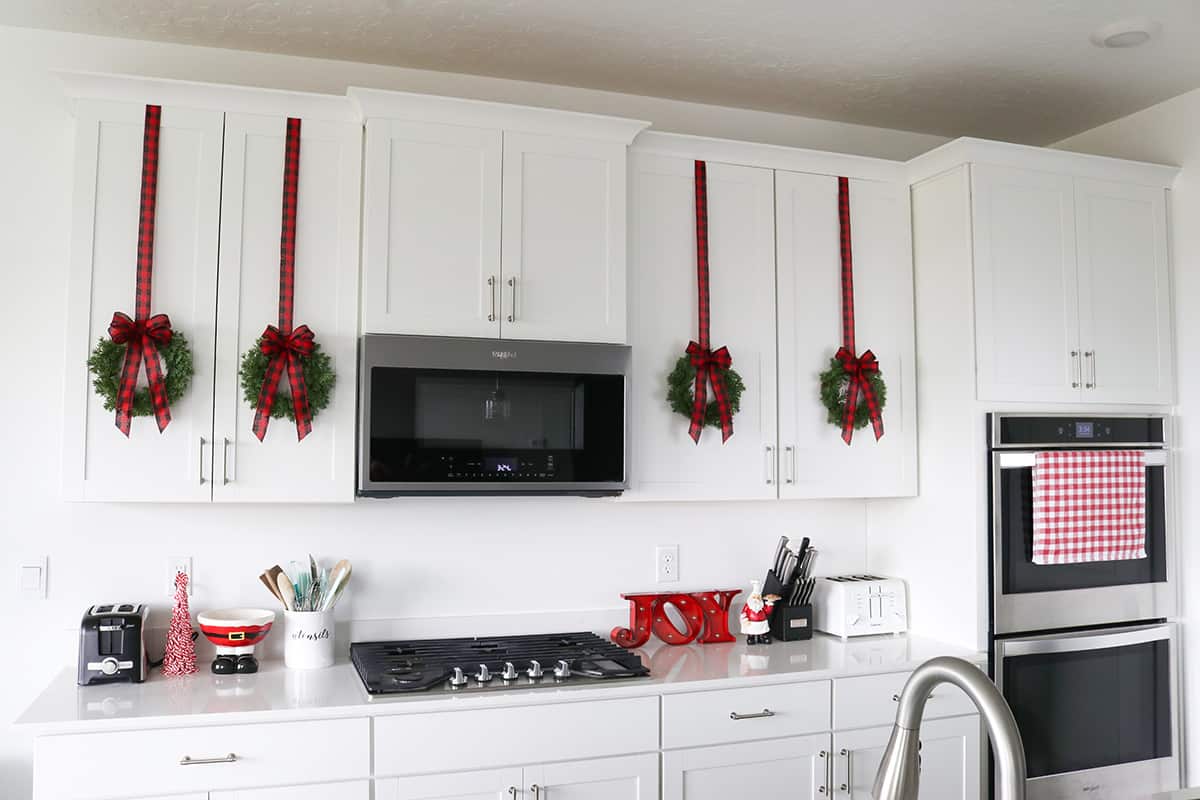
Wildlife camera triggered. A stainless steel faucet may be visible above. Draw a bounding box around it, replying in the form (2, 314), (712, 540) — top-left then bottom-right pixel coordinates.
(872, 656), (1027, 800)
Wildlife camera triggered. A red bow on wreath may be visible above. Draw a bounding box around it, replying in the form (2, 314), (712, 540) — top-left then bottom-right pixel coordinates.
(252, 323), (315, 441)
(686, 161), (735, 444)
(109, 311), (174, 434)
(835, 346), (883, 445)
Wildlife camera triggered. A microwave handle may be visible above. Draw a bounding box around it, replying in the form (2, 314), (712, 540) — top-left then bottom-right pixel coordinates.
(996, 450), (1167, 469)
(1000, 623), (1171, 658)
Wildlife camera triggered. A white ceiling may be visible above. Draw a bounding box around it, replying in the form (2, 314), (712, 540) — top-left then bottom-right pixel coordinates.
(6, 0), (1200, 144)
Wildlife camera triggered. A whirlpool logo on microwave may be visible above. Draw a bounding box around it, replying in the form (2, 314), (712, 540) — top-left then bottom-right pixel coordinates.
(491, 350), (518, 360)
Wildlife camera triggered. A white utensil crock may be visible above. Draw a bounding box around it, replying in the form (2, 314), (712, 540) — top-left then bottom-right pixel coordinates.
(283, 610), (335, 669)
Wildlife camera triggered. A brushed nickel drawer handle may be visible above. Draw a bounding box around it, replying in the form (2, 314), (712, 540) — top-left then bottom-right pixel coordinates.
(507, 276), (517, 323)
(530, 784), (541, 800)
(893, 692), (938, 701)
(487, 276), (497, 322)
(179, 753), (237, 766)
(508, 788), (518, 799)
(730, 708), (775, 720)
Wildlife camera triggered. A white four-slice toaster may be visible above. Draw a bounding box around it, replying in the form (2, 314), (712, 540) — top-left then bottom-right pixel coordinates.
(812, 575), (908, 638)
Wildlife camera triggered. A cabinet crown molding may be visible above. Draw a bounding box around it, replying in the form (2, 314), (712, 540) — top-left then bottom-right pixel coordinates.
(56, 70), (359, 122)
(907, 136), (1180, 188)
(347, 87), (650, 143)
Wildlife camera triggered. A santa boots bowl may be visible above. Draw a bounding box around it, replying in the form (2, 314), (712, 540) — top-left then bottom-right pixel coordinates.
(197, 608), (276, 674)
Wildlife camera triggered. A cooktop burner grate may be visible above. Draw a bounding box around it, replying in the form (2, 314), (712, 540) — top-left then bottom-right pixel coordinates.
(350, 631), (650, 695)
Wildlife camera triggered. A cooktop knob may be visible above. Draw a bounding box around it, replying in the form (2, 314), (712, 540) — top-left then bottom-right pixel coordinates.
(527, 659), (544, 679)
(99, 657), (119, 676)
(449, 667), (468, 688)
(475, 664), (492, 683)
(501, 662), (519, 681)
(554, 659), (571, 680)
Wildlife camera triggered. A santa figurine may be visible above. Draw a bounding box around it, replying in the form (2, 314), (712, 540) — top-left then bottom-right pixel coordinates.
(739, 580), (779, 645)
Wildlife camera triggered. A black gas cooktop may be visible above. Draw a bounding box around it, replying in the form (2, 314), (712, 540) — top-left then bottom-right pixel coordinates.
(350, 631), (650, 695)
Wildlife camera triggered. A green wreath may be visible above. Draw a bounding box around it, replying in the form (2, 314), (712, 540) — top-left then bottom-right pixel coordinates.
(666, 355), (746, 429)
(87, 333), (194, 416)
(238, 338), (336, 422)
(819, 355), (887, 431)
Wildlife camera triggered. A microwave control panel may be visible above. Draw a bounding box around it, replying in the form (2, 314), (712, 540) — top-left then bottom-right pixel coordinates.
(441, 454), (558, 481)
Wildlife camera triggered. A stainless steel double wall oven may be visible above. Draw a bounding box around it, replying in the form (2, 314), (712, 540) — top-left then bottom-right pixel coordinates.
(988, 414), (1179, 800)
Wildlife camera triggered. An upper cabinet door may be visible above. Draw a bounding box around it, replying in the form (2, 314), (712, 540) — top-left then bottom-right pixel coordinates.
(500, 132), (628, 343)
(627, 154), (779, 500)
(362, 119), (502, 337)
(62, 100), (222, 502)
(776, 172), (917, 498)
(212, 113), (362, 502)
(1074, 177), (1173, 404)
(971, 164), (1082, 402)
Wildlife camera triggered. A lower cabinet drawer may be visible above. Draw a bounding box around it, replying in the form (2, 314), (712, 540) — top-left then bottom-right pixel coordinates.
(661, 681), (832, 749)
(33, 718), (369, 800)
(834, 671), (980, 730)
(374, 697), (660, 776)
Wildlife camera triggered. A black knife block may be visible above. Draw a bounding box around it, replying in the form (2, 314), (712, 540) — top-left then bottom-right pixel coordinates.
(770, 603), (814, 642)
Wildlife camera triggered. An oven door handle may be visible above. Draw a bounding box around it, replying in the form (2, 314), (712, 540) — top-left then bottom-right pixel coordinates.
(996, 450), (1167, 469)
(999, 623), (1172, 658)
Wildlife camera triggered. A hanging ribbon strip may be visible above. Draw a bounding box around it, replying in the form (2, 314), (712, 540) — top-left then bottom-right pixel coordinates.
(252, 118), (315, 441)
(111, 104), (174, 436)
(686, 160), (734, 444)
(835, 176), (884, 445)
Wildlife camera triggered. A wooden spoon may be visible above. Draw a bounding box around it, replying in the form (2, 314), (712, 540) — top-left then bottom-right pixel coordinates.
(259, 571), (287, 609)
(276, 570), (297, 612)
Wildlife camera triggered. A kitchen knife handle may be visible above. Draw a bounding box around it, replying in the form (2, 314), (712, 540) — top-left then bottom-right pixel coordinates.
(729, 708), (775, 720)
(487, 276), (497, 322)
(179, 752), (237, 766)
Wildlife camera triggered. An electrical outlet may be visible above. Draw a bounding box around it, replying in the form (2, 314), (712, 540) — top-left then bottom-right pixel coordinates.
(18, 557), (47, 599)
(656, 545), (680, 583)
(168, 556), (193, 596)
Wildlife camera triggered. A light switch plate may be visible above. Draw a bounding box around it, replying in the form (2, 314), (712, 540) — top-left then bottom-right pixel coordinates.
(18, 557), (47, 598)
(168, 556), (193, 596)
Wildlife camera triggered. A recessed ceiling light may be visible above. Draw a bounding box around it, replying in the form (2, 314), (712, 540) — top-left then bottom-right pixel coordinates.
(1090, 18), (1160, 48)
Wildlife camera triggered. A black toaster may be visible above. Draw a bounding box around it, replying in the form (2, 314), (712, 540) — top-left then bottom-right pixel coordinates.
(78, 604), (149, 685)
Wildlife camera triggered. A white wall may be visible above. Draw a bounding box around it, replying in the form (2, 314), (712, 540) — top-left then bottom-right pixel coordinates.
(1056, 90), (1198, 782)
(0, 25), (946, 797)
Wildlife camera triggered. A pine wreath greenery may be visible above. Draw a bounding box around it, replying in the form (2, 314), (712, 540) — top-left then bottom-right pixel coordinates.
(88, 333), (194, 416)
(666, 355), (745, 429)
(818, 355), (887, 431)
(238, 338), (336, 422)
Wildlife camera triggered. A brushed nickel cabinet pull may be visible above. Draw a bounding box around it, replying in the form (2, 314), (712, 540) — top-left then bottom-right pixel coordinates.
(530, 785), (541, 800)
(179, 752), (237, 766)
(730, 708), (775, 720)
(784, 445), (795, 484)
(222, 437), (232, 485)
(198, 437), (208, 485)
(765, 445), (776, 485)
(487, 276), (497, 323)
(1071, 350), (1081, 388)
(507, 788), (518, 799)
(1085, 350), (1096, 389)
(507, 276), (517, 323)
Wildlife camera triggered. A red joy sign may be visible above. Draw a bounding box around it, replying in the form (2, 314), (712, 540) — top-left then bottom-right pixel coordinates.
(611, 590), (741, 648)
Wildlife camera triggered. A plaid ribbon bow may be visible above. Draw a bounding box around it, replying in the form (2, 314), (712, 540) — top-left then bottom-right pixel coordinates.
(252, 117), (317, 442)
(252, 324), (315, 441)
(835, 176), (884, 445)
(686, 160), (734, 444)
(111, 104), (174, 436)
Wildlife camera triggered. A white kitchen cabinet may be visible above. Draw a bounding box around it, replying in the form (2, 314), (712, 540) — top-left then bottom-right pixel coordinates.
(627, 153), (779, 500)
(61, 99), (223, 502)
(970, 162), (1173, 404)
(1074, 177), (1173, 404)
(831, 715), (981, 800)
(776, 171), (917, 498)
(212, 783), (370, 799)
(971, 164), (1082, 403)
(663, 734), (832, 800)
(61, 76), (361, 503)
(361, 119), (503, 338)
(500, 132), (628, 343)
(213, 112), (362, 502)
(380, 755), (656, 800)
(353, 88), (647, 344)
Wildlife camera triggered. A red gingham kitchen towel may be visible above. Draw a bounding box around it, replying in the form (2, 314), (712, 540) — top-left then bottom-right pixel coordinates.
(1032, 450), (1147, 565)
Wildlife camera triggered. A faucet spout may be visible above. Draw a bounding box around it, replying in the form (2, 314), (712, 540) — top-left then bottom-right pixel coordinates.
(872, 656), (1026, 800)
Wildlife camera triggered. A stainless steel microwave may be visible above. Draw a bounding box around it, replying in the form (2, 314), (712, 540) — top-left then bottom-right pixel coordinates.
(358, 335), (630, 496)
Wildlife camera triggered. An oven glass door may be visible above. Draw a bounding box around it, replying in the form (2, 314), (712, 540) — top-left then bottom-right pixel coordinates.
(366, 366), (625, 486)
(992, 448), (1171, 632)
(997, 624), (1177, 793)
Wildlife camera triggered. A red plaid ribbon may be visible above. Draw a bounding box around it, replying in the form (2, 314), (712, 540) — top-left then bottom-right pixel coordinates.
(686, 161), (734, 444)
(252, 118), (315, 441)
(112, 105), (174, 436)
(836, 176), (883, 445)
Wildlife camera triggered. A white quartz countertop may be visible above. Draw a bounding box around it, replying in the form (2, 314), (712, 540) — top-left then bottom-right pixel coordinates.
(17, 632), (983, 735)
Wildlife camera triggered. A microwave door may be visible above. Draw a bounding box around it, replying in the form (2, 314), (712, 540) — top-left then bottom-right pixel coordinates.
(990, 449), (1174, 635)
(995, 623), (1180, 799)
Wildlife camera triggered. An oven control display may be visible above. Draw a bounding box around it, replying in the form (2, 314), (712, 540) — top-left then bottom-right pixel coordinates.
(1074, 422), (1095, 439)
(483, 456), (519, 473)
